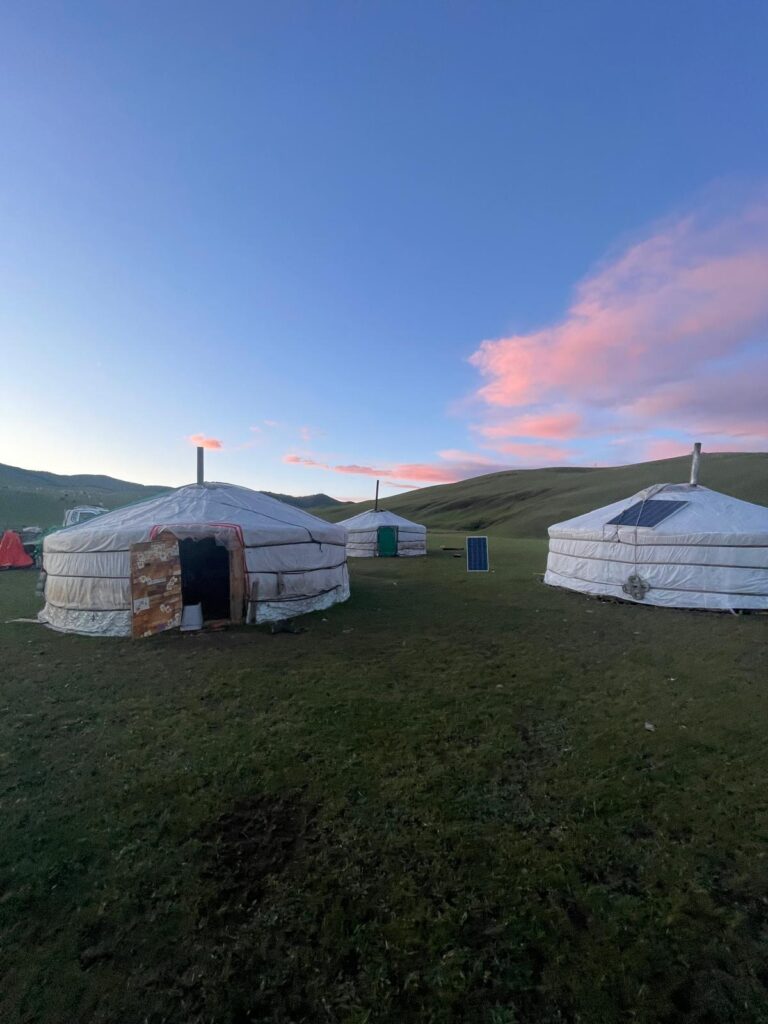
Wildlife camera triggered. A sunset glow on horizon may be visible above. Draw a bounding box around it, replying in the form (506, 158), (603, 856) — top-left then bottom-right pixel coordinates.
(1, 3), (766, 497)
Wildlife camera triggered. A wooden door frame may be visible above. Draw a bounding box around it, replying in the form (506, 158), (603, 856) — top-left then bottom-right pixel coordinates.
(150, 523), (246, 625)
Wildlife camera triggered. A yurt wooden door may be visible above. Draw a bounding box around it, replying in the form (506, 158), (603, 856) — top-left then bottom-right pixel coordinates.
(130, 534), (183, 638)
(377, 525), (398, 557)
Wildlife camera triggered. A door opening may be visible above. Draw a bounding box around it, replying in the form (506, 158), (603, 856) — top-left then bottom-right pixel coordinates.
(377, 525), (398, 557)
(179, 537), (231, 620)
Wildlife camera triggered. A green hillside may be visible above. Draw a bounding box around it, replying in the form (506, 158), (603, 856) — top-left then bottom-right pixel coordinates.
(263, 491), (349, 510)
(319, 452), (768, 537)
(0, 463), (169, 530)
(0, 463), (349, 531)
(4, 452), (765, 536)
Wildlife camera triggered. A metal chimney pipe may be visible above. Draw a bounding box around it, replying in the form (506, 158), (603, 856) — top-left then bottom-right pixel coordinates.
(689, 442), (701, 486)
(197, 446), (205, 485)
(374, 479), (380, 512)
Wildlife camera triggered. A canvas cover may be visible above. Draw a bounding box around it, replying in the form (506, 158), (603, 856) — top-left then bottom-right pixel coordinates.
(544, 483), (768, 610)
(0, 531), (34, 570)
(39, 482), (350, 635)
(340, 508), (427, 558)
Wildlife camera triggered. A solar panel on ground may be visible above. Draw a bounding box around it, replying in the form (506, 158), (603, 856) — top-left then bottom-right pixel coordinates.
(466, 536), (489, 572)
(607, 499), (688, 528)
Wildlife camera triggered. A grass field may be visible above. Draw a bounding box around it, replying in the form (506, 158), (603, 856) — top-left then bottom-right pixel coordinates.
(2, 537), (768, 1023)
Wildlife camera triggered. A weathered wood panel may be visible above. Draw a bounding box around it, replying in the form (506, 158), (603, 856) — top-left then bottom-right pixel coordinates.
(229, 542), (246, 624)
(130, 534), (182, 639)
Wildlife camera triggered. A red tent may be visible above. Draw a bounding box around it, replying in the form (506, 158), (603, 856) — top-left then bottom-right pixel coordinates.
(0, 531), (34, 570)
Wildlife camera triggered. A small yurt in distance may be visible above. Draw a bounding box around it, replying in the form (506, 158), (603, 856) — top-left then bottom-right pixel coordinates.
(341, 509), (427, 557)
(39, 479), (350, 637)
(340, 483), (426, 557)
(544, 445), (768, 611)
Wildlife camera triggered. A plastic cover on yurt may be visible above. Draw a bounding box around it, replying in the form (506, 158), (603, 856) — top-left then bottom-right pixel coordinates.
(544, 482), (768, 610)
(39, 483), (350, 636)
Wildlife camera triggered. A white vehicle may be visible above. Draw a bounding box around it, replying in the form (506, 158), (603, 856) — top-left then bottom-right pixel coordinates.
(63, 505), (108, 528)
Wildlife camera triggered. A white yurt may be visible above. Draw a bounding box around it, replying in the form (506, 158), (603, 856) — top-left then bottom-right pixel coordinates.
(544, 447), (768, 611)
(39, 481), (350, 637)
(340, 497), (426, 558)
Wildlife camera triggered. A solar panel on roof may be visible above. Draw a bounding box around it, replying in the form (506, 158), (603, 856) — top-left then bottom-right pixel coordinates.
(607, 499), (688, 528)
(466, 536), (489, 572)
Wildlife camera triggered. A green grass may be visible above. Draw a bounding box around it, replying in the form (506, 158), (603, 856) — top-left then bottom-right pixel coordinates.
(1, 538), (768, 1023)
(319, 452), (768, 537)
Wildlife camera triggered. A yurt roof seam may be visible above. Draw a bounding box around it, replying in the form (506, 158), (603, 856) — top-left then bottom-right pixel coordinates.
(201, 493), (332, 538)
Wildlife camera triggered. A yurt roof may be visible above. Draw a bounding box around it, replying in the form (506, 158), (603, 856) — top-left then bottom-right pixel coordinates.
(549, 483), (768, 545)
(339, 508), (426, 532)
(45, 482), (347, 552)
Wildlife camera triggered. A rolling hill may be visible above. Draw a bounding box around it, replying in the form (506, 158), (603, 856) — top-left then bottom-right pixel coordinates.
(3, 453), (765, 536)
(0, 463), (347, 529)
(317, 452), (768, 537)
(0, 463), (169, 529)
(262, 491), (349, 511)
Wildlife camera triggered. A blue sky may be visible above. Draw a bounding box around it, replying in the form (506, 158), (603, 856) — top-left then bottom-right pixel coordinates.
(1, 1), (767, 498)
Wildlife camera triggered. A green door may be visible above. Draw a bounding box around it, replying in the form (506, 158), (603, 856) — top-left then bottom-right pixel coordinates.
(377, 525), (398, 557)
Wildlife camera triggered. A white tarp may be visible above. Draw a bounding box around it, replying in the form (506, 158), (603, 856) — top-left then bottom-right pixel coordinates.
(39, 482), (350, 635)
(339, 509), (427, 558)
(544, 482), (768, 610)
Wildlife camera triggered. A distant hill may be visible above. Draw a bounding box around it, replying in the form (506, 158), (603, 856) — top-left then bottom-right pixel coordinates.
(318, 452), (768, 538)
(0, 463), (349, 529)
(4, 453), (765, 536)
(0, 463), (169, 529)
(263, 491), (349, 510)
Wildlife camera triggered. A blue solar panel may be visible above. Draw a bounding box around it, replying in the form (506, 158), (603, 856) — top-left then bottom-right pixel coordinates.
(607, 499), (688, 528)
(467, 536), (489, 572)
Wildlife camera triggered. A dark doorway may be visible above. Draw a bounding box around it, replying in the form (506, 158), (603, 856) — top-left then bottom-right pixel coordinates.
(179, 537), (230, 620)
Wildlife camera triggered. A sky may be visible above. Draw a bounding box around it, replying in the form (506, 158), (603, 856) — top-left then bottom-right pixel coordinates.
(1, 1), (767, 499)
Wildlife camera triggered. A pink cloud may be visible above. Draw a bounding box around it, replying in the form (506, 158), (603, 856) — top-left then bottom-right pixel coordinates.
(282, 453), (330, 469)
(188, 434), (223, 450)
(282, 447), (566, 486)
(332, 462), (462, 483)
(477, 411), (584, 440)
(624, 358), (768, 440)
(468, 197), (768, 449)
(334, 463), (388, 477)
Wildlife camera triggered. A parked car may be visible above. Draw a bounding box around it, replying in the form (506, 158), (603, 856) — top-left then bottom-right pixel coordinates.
(63, 505), (108, 528)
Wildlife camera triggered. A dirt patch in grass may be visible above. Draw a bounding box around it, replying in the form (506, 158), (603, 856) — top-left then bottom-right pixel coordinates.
(196, 792), (316, 919)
